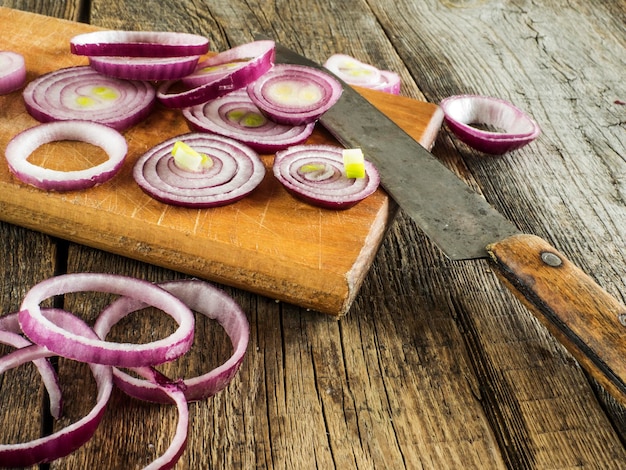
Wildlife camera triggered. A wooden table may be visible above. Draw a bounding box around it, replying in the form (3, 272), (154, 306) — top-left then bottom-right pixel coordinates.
(1, 0), (624, 468)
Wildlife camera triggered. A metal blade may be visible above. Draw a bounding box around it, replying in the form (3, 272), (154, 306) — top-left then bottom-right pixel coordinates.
(266, 38), (521, 260)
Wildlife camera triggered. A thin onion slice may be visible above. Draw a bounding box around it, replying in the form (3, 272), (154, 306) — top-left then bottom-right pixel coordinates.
(23, 65), (156, 131)
(133, 133), (265, 208)
(182, 90), (315, 153)
(247, 64), (343, 125)
(0, 309), (113, 468)
(89, 55), (201, 81)
(5, 120), (128, 191)
(17, 273), (195, 367)
(440, 94), (541, 154)
(94, 279), (249, 403)
(0, 51), (26, 94)
(273, 144), (380, 209)
(157, 40), (275, 108)
(323, 54), (401, 95)
(70, 30), (209, 58)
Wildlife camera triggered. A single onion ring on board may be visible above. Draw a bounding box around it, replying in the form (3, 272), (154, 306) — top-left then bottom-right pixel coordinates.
(0, 50), (26, 94)
(440, 94), (540, 154)
(5, 120), (128, 191)
(88, 55), (201, 81)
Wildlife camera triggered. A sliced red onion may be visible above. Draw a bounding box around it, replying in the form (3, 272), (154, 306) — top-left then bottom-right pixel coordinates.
(323, 53), (401, 95)
(5, 120), (128, 191)
(247, 64), (343, 125)
(157, 40), (275, 108)
(23, 65), (156, 131)
(182, 90), (315, 153)
(0, 309), (113, 468)
(0, 51), (26, 94)
(70, 30), (209, 58)
(273, 144), (380, 209)
(17, 273), (195, 367)
(439, 94), (541, 154)
(93, 279), (249, 403)
(89, 55), (201, 81)
(133, 133), (265, 208)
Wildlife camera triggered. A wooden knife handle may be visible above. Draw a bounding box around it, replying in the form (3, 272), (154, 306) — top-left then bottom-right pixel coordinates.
(486, 234), (626, 404)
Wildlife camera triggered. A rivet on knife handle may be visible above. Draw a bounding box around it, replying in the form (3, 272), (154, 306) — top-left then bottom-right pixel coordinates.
(487, 233), (626, 403)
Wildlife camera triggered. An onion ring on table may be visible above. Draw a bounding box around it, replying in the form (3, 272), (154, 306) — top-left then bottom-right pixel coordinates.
(182, 90), (315, 153)
(323, 53), (401, 95)
(17, 273), (195, 367)
(133, 133), (265, 208)
(5, 120), (128, 191)
(0, 51), (26, 94)
(273, 144), (380, 209)
(246, 63), (343, 125)
(0, 309), (113, 468)
(439, 94), (541, 154)
(23, 65), (156, 131)
(89, 55), (201, 81)
(157, 40), (275, 108)
(94, 279), (249, 403)
(70, 30), (210, 58)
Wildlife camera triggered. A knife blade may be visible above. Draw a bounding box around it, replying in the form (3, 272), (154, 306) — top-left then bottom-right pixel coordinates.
(265, 37), (626, 404)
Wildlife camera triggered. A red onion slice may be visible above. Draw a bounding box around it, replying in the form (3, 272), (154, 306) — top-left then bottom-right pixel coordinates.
(70, 30), (209, 58)
(23, 65), (156, 131)
(440, 94), (541, 154)
(273, 144), (380, 209)
(89, 55), (201, 81)
(157, 40), (275, 108)
(0, 50), (26, 94)
(17, 273), (195, 367)
(133, 133), (265, 208)
(5, 120), (128, 191)
(247, 64), (343, 125)
(94, 279), (249, 403)
(182, 90), (315, 153)
(0, 309), (113, 468)
(323, 53), (401, 95)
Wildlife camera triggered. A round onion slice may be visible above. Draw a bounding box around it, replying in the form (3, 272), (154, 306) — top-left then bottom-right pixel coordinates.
(247, 64), (343, 125)
(0, 309), (113, 468)
(0, 50), (26, 94)
(89, 55), (201, 81)
(440, 94), (541, 154)
(133, 133), (265, 208)
(5, 120), (128, 191)
(323, 53), (401, 95)
(70, 30), (209, 58)
(94, 279), (249, 403)
(182, 90), (315, 153)
(273, 144), (380, 209)
(17, 273), (195, 367)
(23, 65), (156, 131)
(157, 40), (275, 108)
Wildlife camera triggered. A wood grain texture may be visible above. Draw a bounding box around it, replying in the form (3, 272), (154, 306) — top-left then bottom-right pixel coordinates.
(0, 0), (625, 468)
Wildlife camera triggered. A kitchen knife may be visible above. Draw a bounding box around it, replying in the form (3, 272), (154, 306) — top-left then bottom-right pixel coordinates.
(266, 38), (626, 404)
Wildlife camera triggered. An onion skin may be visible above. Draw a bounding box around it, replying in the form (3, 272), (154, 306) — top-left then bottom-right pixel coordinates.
(70, 30), (210, 58)
(0, 50), (26, 94)
(5, 120), (128, 192)
(273, 144), (381, 209)
(440, 94), (541, 154)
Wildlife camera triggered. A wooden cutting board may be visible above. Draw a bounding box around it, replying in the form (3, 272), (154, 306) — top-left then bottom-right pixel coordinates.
(0, 7), (443, 316)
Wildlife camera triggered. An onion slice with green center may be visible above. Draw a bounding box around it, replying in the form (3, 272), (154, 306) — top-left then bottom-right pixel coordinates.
(94, 279), (249, 403)
(273, 144), (380, 209)
(182, 90), (315, 153)
(0, 50), (26, 94)
(247, 64), (343, 125)
(133, 133), (265, 208)
(323, 54), (401, 94)
(22, 65), (156, 131)
(440, 94), (540, 154)
(17, 273), (195, 367)
(5, 120), (128, 191)
(157, 40), (275, 108)
(70, 30), (209, 58)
